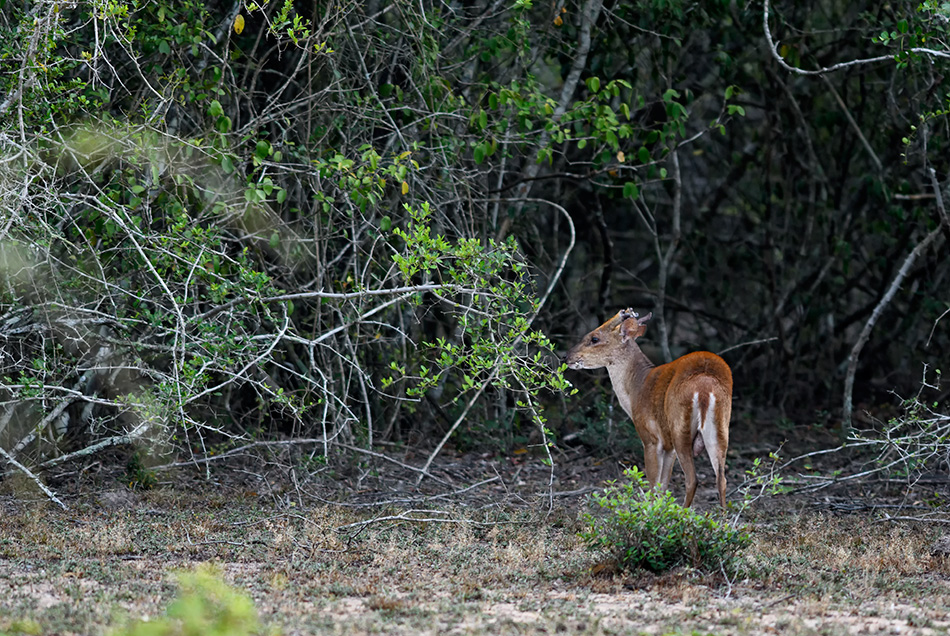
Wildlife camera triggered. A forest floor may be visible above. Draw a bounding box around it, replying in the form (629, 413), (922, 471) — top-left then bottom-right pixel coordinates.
(1, 420), (949, 635)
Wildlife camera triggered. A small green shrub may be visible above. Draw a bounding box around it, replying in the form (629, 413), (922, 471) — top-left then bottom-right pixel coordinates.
(114, 565), (261, 636)
(0, 618), (42, 636)
(580, 468), (750, 574)
(125, 451), (158, 490)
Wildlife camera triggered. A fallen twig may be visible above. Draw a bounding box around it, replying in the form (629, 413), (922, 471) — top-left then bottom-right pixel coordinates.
(876, 514), (950, 525)
(334, 508), (528, 533)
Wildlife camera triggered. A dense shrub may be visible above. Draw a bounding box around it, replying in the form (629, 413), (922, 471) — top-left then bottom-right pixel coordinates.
(580, 468), (750, 574)
(115, 566), (260, 636)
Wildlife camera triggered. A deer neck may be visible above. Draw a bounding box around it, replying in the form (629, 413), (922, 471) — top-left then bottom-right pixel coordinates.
(605, 344), (654, 420)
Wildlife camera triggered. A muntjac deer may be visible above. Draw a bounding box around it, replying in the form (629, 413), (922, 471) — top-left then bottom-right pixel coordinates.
(565, 309), (732, 508)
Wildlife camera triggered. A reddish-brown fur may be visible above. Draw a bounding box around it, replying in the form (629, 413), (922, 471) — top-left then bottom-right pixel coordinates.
(565, 309), (733, 507)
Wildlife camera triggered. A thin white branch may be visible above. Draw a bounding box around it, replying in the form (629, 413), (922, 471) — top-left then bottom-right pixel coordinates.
(0, 445), (67, 510)
(841, 225), (942, 426)
(35, 420), (152, 470)
(184, 304), (291, 406)
(194, 283), (457, 322)
(820, 74), (882, 173)
(842, 168), (949, 426)
(717, 336), (778, 356)
(763, 0), (950, 76)
(655, 149), (682, 363)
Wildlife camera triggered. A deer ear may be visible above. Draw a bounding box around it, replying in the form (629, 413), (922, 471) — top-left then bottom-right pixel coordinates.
(620, 317), (638, 343)
(620, 312), (651, 342)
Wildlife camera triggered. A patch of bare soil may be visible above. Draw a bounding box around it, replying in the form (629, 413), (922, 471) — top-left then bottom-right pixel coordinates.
(1, 436), (949, 635)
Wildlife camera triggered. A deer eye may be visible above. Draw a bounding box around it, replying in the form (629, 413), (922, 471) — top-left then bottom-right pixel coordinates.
(590, 336), (599, 344)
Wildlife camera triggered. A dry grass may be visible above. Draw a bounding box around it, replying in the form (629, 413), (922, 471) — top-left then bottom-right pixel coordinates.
(1, 480), (949, 635)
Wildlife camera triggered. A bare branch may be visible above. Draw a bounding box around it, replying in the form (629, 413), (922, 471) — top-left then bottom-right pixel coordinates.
(842, 149), (949, 428)
(763, 0), (950, 76)
(0, 445), (67, 510)
(841, 225), (943, 428)
(820, 74), (883, 174)
(655, 148), (682, 363)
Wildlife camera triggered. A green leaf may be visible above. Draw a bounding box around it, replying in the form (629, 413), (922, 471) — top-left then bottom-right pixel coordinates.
(208, 100), (224, 118)
(622, 182), (639, 200)
(586, 76), (601, 93)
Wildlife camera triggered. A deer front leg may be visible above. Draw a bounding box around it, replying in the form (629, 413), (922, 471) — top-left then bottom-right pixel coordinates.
(641, 440), (661, 488)
(642, 439), (676, 494)
(657, 444), (676, 492)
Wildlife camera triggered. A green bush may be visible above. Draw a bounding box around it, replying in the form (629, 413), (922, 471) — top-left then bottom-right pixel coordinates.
(114, 565), (262, 636)
(580, 468), (750, 574)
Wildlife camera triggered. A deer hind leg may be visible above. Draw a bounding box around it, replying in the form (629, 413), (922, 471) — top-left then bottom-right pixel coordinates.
(702, 393), (730, 508)
(699, 391), (728, 508)
(673, 404), (699, 507)
(676, 448), (698, 507)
